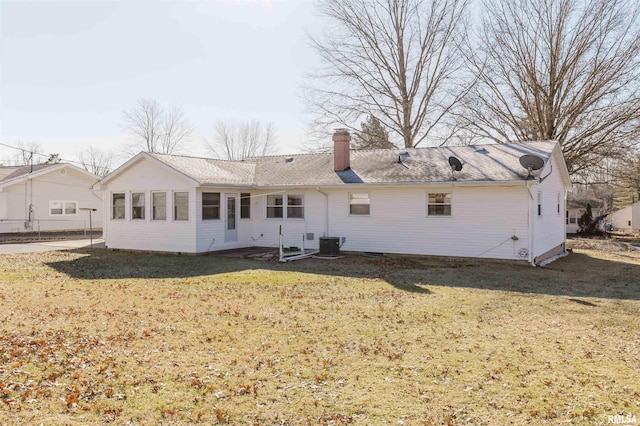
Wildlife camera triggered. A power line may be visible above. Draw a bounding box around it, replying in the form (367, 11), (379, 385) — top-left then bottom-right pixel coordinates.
(0, 141), (88, 168)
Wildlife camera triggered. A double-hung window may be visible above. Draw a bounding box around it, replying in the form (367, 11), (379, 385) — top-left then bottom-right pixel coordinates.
(427, 193), (451, 216)
(240, 193), (251, 219)
(112, 193), (125, 220)
(174, 192), (189, 221)
(267, 194), (283, 218)
(266, 194), (305, 219)
(349, 193), (370, 215)
(132, 192), (145, 220)
(287, 195), (304, 218)
(202, 192), (220, 220)
(50, 201), (77, 216)
(152, 192), (166, 221)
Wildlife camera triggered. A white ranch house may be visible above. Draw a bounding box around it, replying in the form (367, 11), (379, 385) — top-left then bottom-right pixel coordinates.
(609, 201), (640, 234)
(97, 131), (571, 265)
(0, 163), (102, 234)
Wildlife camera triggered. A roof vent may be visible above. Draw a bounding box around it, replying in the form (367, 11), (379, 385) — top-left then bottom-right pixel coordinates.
(475, 147), (489, 154)
(285, 157), (294, 163)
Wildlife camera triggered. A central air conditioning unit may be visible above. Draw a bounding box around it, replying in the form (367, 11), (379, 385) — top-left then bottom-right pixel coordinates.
(319, 237), (340, 256)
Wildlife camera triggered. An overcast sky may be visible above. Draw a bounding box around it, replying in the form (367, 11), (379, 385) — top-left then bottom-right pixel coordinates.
(0, 0), (321, 165)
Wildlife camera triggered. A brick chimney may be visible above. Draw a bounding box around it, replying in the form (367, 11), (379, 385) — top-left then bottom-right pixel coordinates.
(333, 129), (351, 172)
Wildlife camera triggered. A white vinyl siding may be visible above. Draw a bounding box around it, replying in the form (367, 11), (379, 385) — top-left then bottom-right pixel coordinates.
(329, 186), (530, 260)
(530, 151), (568, 259)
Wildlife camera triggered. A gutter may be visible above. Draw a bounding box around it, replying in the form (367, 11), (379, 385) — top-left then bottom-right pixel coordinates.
(216, 180), (531, 191)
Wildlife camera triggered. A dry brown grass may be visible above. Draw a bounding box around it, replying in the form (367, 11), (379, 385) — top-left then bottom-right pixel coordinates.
(0, 245), (638, 425)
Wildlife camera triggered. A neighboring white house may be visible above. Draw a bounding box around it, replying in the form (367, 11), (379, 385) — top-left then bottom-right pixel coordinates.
(609, 201), (640, 234)
(565, 196), (606, 234)
(96, 131), (572, 265)
(0, 163), (103, 233)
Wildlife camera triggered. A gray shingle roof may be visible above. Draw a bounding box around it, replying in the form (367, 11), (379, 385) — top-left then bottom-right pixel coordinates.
(148, 141), (558, 187)
(148, 154), (256, 185)
(0, 164), (58, 184)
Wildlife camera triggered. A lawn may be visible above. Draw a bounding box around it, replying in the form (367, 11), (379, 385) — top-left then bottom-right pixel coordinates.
(0, 244), (638, 425)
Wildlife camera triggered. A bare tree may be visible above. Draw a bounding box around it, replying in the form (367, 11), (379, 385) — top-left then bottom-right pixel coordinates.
(5, 141), (44, 166)
(77, 146), (114, 178)
(611, 152), (640, 208)
(122, 98), (192, 154)
(305, 0), (470, 148)
(462, 0), (640, 174)
(205, 120), (277, 160)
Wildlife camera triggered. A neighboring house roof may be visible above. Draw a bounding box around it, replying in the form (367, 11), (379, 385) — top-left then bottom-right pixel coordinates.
(0, 164), (58, 184)
(100, 141), (569, 188)
(566, 196), (605, 210)
(0, 163), (100, 190)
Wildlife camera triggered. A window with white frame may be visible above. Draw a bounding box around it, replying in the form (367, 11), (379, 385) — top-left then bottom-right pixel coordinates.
(50, 201), (77, 216)
(112, 193), (125, 220)
(174, 192), (189, 221)
(427, 192), (451, 216)
(287, 194), (304, 218)
(202, 192), (220, 220)
(240, 193), (251, 219)
(349, 193), (370, 215)
(267, 194), (283, 218)
(132, 192), (145, 220)
(152, 192), (166, 221)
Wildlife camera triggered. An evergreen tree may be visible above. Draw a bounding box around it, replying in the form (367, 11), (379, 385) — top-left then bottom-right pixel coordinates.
(354, 115), (395, 150)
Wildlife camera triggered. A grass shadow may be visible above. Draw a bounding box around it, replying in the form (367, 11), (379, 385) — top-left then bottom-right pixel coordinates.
(44, 247), (640, 300)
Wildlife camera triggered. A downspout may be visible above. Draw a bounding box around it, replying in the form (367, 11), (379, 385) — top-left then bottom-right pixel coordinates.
(526, 182), (535, 266)
(316, 187), (329, 237)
